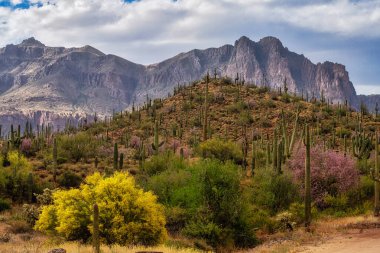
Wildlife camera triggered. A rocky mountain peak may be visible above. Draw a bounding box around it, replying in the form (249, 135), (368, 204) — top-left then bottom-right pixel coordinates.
(258, 36), (284, 50)
(19, 37), (45, 47)
(235, 36), (252, 46)
(78, 45), (106, 56)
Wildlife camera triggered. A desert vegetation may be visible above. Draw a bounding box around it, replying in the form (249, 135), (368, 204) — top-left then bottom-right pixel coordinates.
(0, 74), (379, 252)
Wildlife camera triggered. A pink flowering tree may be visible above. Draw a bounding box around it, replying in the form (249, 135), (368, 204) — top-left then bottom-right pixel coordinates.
(20, 138), (33, 156)
(288, 145), (359, 208)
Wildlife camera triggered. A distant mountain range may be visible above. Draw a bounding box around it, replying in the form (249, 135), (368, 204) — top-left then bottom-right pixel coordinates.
(0, 36), (376, 132)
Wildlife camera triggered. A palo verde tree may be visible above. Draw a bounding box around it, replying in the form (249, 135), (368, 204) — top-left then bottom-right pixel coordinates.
(35, 172), (167, 245)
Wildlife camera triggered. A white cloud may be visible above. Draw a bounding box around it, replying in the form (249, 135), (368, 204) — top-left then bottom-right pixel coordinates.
(355, 84), (380, 95)
(10, 0), (23, 4)
(0, 0), (379, 65)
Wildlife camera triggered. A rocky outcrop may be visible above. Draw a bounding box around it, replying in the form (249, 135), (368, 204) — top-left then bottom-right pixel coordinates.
(0, 36), (363, 132)
(357, 95), (380, 113)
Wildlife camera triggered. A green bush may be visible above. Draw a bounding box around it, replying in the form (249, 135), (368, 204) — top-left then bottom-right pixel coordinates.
(226, 101), (248, 114)
(58, 171), (82, 188)
(146, 158), (257, 249)
(0, 151), (38, 202)
(287, 202), (318, 225)
(142, 152), (185, 177)
(57, 132), (101, 162)
(198, 138), (243, 164)
(184, 160), (257, 249)
(0, 198), (11, 212)
(251, 168), (299, 214)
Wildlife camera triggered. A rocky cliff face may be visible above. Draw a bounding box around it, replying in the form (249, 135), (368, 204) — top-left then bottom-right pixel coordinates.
(357, 95), (380, 113)
(0, 36), (364, 132)
(141, 36), (359, 108)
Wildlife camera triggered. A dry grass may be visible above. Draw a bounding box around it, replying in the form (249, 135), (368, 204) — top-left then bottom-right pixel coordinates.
(0, 241), (203, 253)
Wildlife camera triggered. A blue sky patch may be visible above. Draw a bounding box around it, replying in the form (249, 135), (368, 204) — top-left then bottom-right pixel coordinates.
(0, 0), (42, 10)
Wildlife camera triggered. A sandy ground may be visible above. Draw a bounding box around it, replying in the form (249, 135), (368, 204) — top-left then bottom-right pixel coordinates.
(239, 216), (380, 253)
(301, 228), (380, 253)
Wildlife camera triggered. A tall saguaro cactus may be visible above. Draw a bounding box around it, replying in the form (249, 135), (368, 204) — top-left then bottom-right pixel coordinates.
(53, 138), (57, 183)
(152, 120), (164, 155)
(93, 203), (100, 253)
(272, 129), (278, 171)
(203, 72), (210, 141)
(374, 132), (380, 216)
(113, 143), (118, 171)
(304, 125), (311, 228)
(289, 107), (300, 154)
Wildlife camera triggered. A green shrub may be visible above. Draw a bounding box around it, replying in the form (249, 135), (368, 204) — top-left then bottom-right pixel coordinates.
(238, 111), (254, 126)
(255, 86), (270, 94)
(184, 160), (257, 249)
(142, 152), (185, 177)
(287, 202), (318, 224)
(147, 159), (257, 249)
(0, 198), (11, 212)
(226, 101), (248, 114)
(251, 168), (299, 214)
(198, 138), (243, 164)
(58, 171), (82, 188)
(57, 132), (101, 162)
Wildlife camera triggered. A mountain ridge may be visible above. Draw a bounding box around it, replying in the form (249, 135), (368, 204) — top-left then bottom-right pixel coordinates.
(0, 35), (376, 131)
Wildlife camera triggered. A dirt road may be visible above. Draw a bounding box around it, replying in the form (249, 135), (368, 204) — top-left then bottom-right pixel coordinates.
(302, 228), (380, 253)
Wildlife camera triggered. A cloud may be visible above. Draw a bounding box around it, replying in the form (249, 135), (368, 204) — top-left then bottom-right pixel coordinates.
(0, 0), (379, 54)
(0, 0), (379, 93)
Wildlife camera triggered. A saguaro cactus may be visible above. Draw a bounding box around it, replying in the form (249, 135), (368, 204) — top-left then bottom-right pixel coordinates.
(251, 140), (256, 176)
(304, 125), (311, 228)
(119, 153), (124, 170)
(289, 107), (300, 154)
(53, 138), (57, 183)
(93, 203), (100, 253)
(277, 139), (283, 174)
(152, 120), (164, 155)
(272, 129), (278, 171)
(203, 72), (210, 141)
(27, 173), (34, 203)
(374, 132), (380, 216)
(113, 143), (118, 171)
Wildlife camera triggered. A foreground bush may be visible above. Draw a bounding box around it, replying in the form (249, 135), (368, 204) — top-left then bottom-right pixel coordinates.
(183, 160), (257, 249)
(146, 159), (257, 250)
(35, 172), (167, 245)
(289, 145), (359, 208)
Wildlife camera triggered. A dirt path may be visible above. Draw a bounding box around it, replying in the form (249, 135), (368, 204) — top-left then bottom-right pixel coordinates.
(301, 228), (380, 253)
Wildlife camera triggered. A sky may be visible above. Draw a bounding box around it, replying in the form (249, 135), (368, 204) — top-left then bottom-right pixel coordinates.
(0, 0), (379, 95)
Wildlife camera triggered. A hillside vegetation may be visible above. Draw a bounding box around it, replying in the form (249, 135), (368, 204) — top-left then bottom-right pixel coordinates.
(0, 75), (379, 252)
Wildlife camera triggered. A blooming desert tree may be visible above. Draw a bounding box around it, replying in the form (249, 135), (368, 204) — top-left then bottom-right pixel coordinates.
(289, 145), (359, 207)
(35, 172), (167, 245)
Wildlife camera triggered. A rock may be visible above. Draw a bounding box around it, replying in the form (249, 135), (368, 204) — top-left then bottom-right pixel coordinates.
(47, 249), (66, 253)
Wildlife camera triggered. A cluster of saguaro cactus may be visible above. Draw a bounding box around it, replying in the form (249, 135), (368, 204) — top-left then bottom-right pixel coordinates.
(352, 123), (373, 160)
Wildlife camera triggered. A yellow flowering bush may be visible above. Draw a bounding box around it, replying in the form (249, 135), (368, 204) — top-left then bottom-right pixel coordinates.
(35, 172), (167, 245)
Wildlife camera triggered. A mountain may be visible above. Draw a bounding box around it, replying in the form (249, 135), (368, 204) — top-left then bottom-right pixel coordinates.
(357, 94), (380, 113)
(0, 36), (371, 131)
